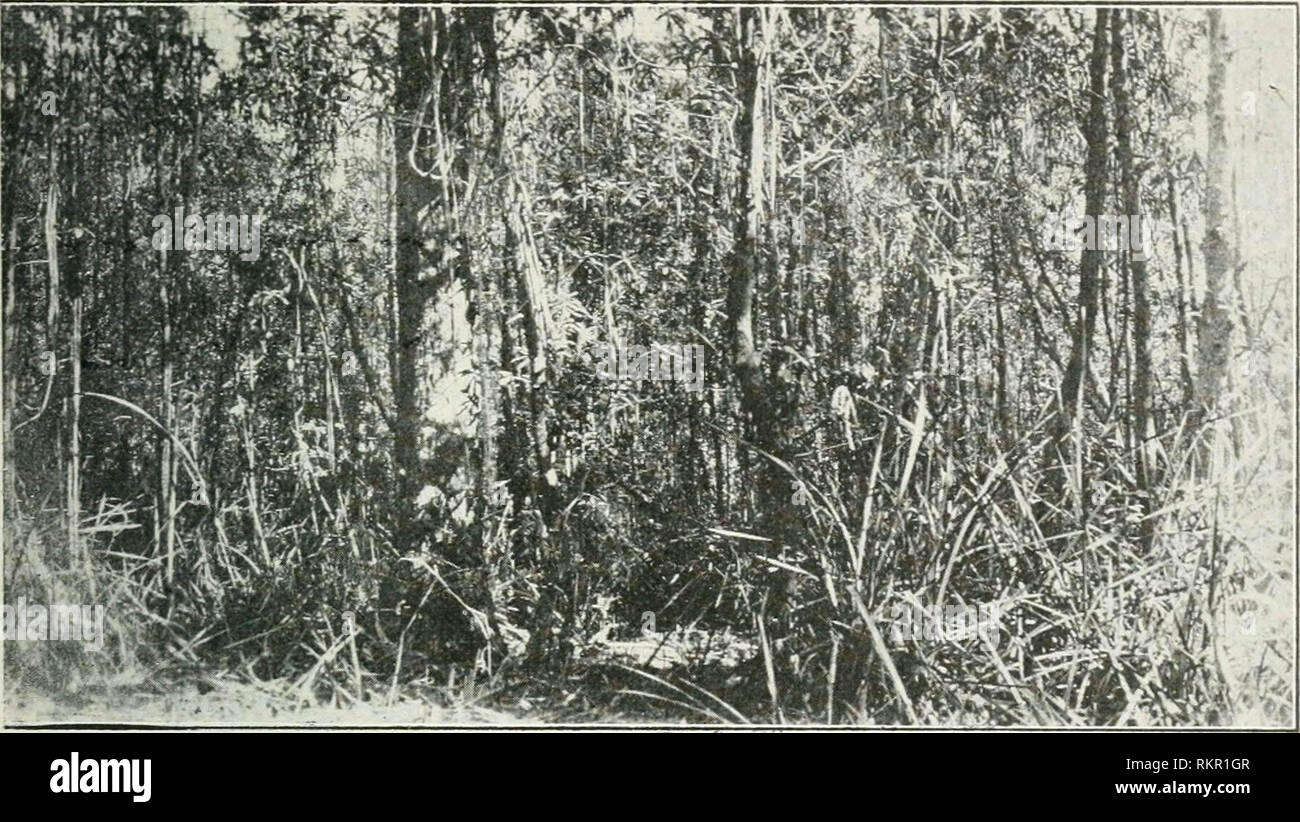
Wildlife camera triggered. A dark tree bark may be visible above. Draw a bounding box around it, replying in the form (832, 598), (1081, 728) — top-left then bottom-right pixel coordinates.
(725, 8), (800, 636)
(393, 8), (435, 526)
(727, 8), (768, 449)
(1166, 176), (1194, 410)
(1112, 9), (1154, 550)
(1056, 8), (1110, 436)
(1038, 8), (1110, 549)
(1196, 9), (1233, 429)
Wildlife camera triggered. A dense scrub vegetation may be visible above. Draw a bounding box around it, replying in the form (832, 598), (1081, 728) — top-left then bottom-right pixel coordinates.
(2, 5), (1292, 725)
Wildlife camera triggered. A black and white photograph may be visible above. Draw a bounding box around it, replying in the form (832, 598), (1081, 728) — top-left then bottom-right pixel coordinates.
(0, 2), (1295, 732)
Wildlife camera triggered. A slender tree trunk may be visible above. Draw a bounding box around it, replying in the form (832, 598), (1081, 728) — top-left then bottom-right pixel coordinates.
(44, 123), (65, 548)
(726, 8), (798, 636)
(63, 111), (84, 579)
(1042, 8), (1109, 544)
(117, 140), (135, 491)
(160, 214), (176, 588)
(1055, 9), (1107, 426)
(727, 8), (770, 452)
(68, 290), (83, 578)
(477, 8), (501, 508)
(510, 178), (557, 515)
(381, 114), (399, 468)
(1112, 9), (1154, 550)
(1229, 169), (1254, 349)
(3, 189), (18, 513)
(43, 130), (65, 567)
(1057, 9), (1110, 429)
(1166, 176), (1194, 410)
(469, 8), (508, 663)
(991, 232), (1012, 447)
(393, 8), (434, 530)
(1196, 9), (1234, 434)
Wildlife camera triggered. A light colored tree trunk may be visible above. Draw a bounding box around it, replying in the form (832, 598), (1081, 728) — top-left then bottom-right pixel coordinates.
(4, 195), (19, 513)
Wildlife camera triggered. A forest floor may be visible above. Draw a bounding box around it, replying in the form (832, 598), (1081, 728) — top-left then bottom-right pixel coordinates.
(1, 672), (729, 727)
(2, 629), (760, 726)
(3, 678), (536, 726)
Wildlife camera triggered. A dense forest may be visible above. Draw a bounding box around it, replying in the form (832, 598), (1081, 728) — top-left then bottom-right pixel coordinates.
(1, 4), (1293, 725)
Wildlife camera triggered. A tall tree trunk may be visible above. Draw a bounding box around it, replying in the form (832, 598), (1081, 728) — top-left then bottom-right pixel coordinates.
(68, 286), (84, 579)
(1229, 169), (1254, 350)
(159, 187), (176, 589)
(726, 8), (797, 636)
(1112, 9), (1154, 550)
(727, 8), (771, 455)
(1041, 8), (1109, 545)
(476, 8), (501, 508)
(991, 232), (1013, 447)
(44, 125), (63, 546)
(1166, 176), (1194, 410)
(509, 178), (557, 515)
(1196, 9), (1233, 434)
(1057, 8), (1110, 434)
(470, 7), (507, 664)
(63, 100), (84, 582)
(3, 181), (18, 513)
(393, 8), (434, 531)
